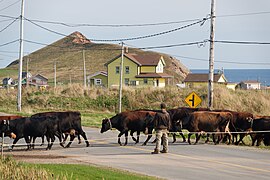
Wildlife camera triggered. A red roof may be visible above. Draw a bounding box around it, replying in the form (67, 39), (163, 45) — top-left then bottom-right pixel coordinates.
(135, 73), (172, 78)
(183, 73), (226, 82)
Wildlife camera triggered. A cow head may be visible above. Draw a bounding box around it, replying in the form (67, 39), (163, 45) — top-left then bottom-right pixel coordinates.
(144, 112), (155, 128)
(100, 118), (112, 133)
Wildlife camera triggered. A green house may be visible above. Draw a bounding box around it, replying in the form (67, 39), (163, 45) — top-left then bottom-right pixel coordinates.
(105, 53), (172, 88)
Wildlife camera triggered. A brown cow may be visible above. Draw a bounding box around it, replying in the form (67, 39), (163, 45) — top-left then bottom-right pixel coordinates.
(100, 110), (156, 146)
(179, 111), (232, 145)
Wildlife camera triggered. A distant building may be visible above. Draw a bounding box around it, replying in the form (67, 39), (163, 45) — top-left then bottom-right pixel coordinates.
(226, 82), (238, 91)
(238, 80), (261, 90)
(87, 71), (107, 87)
(183, 73), (227, 87)
(28, 74), (49, 88)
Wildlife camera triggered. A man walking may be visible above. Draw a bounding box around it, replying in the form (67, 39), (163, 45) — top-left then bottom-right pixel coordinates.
(151, 103), (171, 154)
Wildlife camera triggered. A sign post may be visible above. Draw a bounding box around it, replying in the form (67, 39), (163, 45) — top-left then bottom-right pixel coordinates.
(185, 92), (202, 108)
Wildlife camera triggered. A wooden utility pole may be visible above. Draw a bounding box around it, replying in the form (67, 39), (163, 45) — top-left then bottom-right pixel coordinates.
(83, 50), (86, 89)
(118, 42), (124, 113)
(208, 0), (216, 110)
(54, 60), (57, 90)
(17, 0), (25, 112)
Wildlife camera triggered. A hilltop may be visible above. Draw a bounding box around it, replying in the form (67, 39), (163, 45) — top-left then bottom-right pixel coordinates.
(3, 32), (189, 84)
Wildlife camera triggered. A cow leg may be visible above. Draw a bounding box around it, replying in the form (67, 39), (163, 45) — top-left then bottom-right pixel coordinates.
(205, 134), (210, 143)
(40, 136), (45, 146)
(188, 133), (192, 145)
(180, 131), (186, 142)
(24, 136), (31, 151)
(124, 131), (128, 146)
(195, 133), (201, 145)
(31, 137), (36, 149)
(118, 131), (125, 146)
(77, 131), (89, 147)
(46, 136), (51, 150)
(172, 133), (177, 143)
(11, 138), (20, 150)
(77, 134), (82, 144)
(136, 131), (140, 144)
(65, 134), (75, 148)
(130, 131), (137, 142)
(48, 135), (55, 150)
(142, 128), (153, 146)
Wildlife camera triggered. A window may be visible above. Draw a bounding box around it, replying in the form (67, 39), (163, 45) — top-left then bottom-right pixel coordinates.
(115, 66), (120, 74)
(143, 78), (148, 84)
(130, 81), (136, 86)
(124, 78), (129, 86)
(125, 66), (130, 74)
(95, 79), (102, 85)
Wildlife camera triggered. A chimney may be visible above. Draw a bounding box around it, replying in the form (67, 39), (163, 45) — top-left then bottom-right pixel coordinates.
(124, 46), (128, 54)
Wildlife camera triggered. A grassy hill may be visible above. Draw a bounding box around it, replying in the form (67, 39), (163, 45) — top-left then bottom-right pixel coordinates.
(1, 32), (189, 84)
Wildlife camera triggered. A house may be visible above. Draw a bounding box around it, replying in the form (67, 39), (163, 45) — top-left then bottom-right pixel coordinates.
(87, 71), (107, 87)
(2, 77), (13, 86)
(28, 74), (49, 88)
(183, 73), (227, 87)
(226, 82), (238, 91)
(105, 53), (172, 88)
(238, 80), (261, 90)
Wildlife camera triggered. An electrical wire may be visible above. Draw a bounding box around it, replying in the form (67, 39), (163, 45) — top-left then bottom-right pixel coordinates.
(214, 40), (270, 45)
(0, 0), (20, 12)
(0, 39), (19, 47)
(27, 18), (201, 28)
(173, 54), (270, 65)
(25, 17), (210, 42)
(0, 16), (19, 33)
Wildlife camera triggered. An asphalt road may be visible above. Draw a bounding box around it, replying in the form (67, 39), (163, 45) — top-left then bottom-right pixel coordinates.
(2, 127), (270, 180)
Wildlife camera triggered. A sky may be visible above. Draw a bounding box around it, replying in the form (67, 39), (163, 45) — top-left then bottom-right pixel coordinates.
(0, 0), (270, 70)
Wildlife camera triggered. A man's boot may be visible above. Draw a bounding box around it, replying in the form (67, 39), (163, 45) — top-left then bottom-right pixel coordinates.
(151, 149), (159, 154)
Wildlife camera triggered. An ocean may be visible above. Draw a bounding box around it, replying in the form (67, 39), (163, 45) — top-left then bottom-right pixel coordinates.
(190, 69), (270, 86)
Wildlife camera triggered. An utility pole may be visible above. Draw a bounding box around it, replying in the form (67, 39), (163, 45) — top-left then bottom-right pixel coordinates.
(26, 55), (29, 87)
(54, 60), (57, 90)
(208, 0), (216, 110)
(118, 42), (124, 113)
(83, 49), (86, 89)
(17, 0), (25, 112)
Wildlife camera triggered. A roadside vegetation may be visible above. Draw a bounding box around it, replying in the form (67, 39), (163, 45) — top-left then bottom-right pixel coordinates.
(0, 157), (158, 180)
(0, 83), (269, 124)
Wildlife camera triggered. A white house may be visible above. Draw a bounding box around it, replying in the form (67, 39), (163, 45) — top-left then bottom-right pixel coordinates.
(238, 80), (261, 90)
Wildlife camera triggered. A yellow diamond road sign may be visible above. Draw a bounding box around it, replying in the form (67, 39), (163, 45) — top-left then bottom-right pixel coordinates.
(185, 92), (202, 108)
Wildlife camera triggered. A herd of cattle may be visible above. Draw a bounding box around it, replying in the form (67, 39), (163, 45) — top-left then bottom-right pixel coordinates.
(0, 107), (269, 151)
(100, 107), (270, 147)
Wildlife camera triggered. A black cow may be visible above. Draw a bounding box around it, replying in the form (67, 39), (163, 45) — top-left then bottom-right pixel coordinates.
(31, 111), (89, 148)
(100, 110), (156, 146)
(0, 116), (60, 150)
(250, 116), (270, 146)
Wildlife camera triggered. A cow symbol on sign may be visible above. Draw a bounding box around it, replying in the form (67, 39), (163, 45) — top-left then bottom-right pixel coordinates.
(185, 92), (202, 108)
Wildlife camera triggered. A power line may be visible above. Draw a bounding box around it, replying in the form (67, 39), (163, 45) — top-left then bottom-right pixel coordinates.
(173, 54), (270, 65)
(0, 0), (20, 12)
(0, 39), (19, 47)
(217, 11), (270, 18)
(26, 18), (201, 28)
(25, 17), (210, 42)
(0, 16), (19, 33)
(214, 40), (270, 45)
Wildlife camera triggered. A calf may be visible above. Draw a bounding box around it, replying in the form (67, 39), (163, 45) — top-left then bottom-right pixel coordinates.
(100, 110), (156, 146)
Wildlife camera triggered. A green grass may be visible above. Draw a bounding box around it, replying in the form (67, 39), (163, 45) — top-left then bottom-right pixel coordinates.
(29, 163), (158, 180)
(81, 112), (115, 127)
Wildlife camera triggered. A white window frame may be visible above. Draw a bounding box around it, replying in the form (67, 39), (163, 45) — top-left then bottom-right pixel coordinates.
(95, 79), (102, 85)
